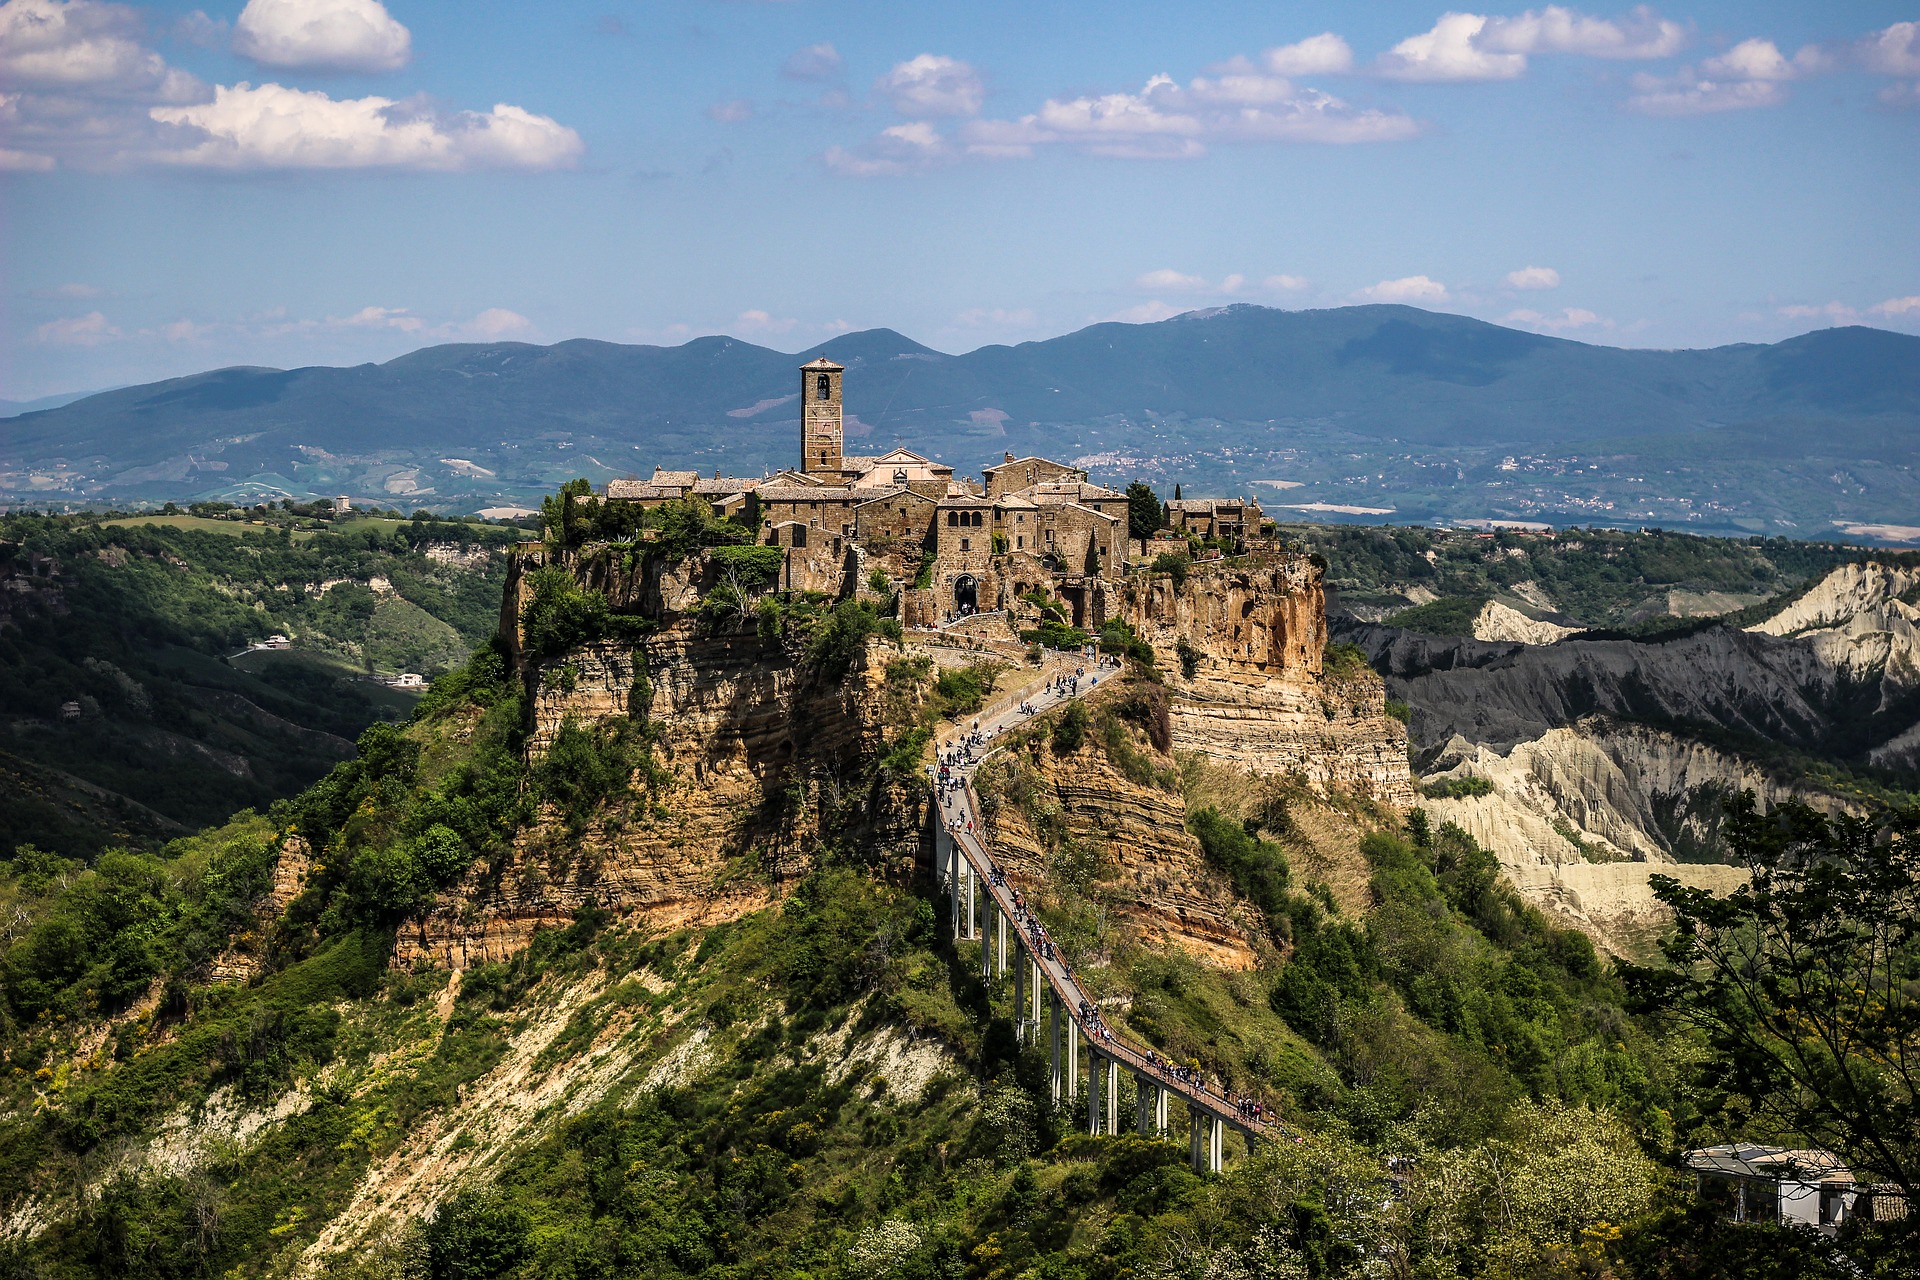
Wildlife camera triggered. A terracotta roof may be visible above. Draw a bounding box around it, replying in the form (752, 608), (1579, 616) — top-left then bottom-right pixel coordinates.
(691, 477), (758, 495)
(799, 356), (844, 371)
(651, 468), (700, 487)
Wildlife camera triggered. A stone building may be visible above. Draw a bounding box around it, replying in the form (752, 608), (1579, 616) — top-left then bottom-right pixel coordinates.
(602, 358), (1253, 625)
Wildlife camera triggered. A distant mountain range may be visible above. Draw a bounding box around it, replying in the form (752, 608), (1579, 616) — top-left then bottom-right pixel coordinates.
(5, 305), (1917, 538)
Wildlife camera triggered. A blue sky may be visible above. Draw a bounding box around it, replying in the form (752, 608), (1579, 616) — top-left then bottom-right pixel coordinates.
(3, 0), (1916, 399)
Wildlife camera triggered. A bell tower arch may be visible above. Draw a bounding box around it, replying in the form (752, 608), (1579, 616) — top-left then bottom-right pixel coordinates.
(799, 356), (845, 479)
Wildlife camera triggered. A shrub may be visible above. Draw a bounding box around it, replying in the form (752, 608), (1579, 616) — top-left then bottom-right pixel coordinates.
(1321, 641), (1371, 679)
(1175, 636), (1200, 679)
(1051, 701), (1088, 754)
(1421, 775), (1494, 799)
(1150, 552), (1190, 587)
(807, 599), (902, 678)
(520, 567), (648, 663)
(1385, 697), (1410, 723)
(1020, 620), (1091, 650)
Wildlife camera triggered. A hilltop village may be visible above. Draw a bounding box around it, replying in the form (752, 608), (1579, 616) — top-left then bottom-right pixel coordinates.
(604, 356), (1265, 629)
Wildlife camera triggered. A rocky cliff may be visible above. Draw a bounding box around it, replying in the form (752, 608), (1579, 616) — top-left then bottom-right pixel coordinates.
(397, 545), (914, 969)
(1119, 555), (1415, 805)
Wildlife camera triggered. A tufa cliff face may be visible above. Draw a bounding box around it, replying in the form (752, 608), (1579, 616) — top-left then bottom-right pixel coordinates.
(398, 546), (915, 969)
(1118, 556), (1415, 805)
(975, 706), (1262, 970)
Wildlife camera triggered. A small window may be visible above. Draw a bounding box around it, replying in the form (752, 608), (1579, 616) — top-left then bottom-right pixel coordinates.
(972, 510), (984, 528)
(947, 511), (958, 527)
(960, 537), (971, 552)
(816, 372), (831, 401)
(893, 469), (908, 484)
(1017, 536), (1024, 549)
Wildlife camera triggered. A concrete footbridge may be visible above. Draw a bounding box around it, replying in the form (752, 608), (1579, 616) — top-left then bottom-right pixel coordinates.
(929, 659), (1288, 1174)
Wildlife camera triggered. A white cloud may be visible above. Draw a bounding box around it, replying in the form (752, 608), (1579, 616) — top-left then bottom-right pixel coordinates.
(954, 72), (1419, 163)
(822, 119), (953, 176)
(1103, 301), (1184, 324)
(1505, 305), (1607, 330)
(148, 82), (583, 170)
(1699, 38), (1818, 82)
(1262, 33), (1354, 75)
(734, 309), (798, 335)
(0, 0), (202, 97)
(1477, 5), (1686, 59)
(1377, 13), (1527, 82)
(35, 310), (118, 344)
(1264, 274), (1310, 291)
(0, 144), (53, 168)
(1506, 265), (1560, 289)
(1860, 21), (1920, 75)
(782, 41), (843, 81)
(1873, 296), (1920, 316)
(232, 0), (410, 73)
(1357, 275), (1449, 303)
(1136, 268), (1210, 292)
(1625, 67), (1788, 115)
(1879, 80), (1920, 107)
(877, 54), (983, 117)
(464, 307), (532, 338)
(707, 98), (752, 123)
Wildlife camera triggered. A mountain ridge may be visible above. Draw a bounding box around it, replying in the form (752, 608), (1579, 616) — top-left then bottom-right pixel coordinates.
(5, 305), (1916, 533)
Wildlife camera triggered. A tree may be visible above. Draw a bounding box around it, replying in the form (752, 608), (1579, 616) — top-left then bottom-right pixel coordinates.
(1626, 793), (1920, 1200)
(1125, 481), (1165, 542)
(1173, 483), (1182, 501)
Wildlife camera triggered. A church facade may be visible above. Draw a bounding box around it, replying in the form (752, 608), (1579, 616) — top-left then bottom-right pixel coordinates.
(604, 357), (1261, 629)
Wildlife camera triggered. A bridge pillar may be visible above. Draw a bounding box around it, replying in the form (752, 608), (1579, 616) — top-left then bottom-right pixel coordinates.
(964, 861), (977, 940)
(1065, 1017), (1080, 1106)
(1012, 940), (1026, 1040)
(1209, 1116), (1224, 1173)
(1049, 992), (1062, 1104)
(996, 908), (1008, 977)
(1105, 1057), (1119, 1136)
(1189, 1111), (1204, 1171)
(1028, 956), (1043, 1029)
(1156, 1084), (1169, 1136)
(1087, 1052), (1101, 1134)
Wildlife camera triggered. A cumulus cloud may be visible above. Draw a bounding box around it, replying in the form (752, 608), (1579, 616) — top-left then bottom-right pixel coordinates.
(1506, 265), (1560, 289)
(733, 309), (798, 335)
(782, 41), (843, 81)
(952, 72), (1419, 164)
(0, 0), (580, 171)
(1624, 65), (1789, 115)
(1477, 5), (1685, 58)
(1378, 6), (1686, 80)
(1874, 296), (1920, 316)
(463, 307), (532, 338)
(707, 97), (752, 123)
(32, 281), (104, 297)
(1136, 268), (1210, 292)
(1377, 13), (1528, 81)
(0, 144), (55, 168)
(232, 0), (410, 73)
(1261, 32), (1354, 75)
(34, 310), (118, 344)
(1860, 21), (1920, 75)
(877, 54), (984, 116)
(1265, 274), (1310, 291)
(1357, 275), (1449, 303)
(1505, 305), (1607, 330)
(1777, 297), (1920, 325)
(0, 0), (203, 98)
(148, 82), (584, 169)
(822, 119), (952, 176)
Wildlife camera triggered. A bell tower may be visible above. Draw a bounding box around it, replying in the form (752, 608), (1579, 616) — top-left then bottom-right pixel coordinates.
(799, 356), (844, 480)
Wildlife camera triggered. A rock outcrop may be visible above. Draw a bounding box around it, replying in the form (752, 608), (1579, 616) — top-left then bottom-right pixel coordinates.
(1471, 599), (1583, 645)
(1118, 556), (1415, 805)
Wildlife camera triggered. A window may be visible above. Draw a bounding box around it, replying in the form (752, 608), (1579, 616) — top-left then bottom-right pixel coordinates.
(947, 511), (958, 527)
(971, 510), (984, 527)
(960, 537), (971, 552)
(893, 469), (908, 484)
(816, 372), (831, 401)
(1017, 536), (1024, 549)
(792, 526), (806, 548)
